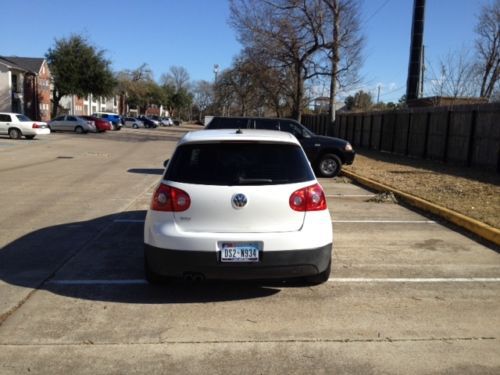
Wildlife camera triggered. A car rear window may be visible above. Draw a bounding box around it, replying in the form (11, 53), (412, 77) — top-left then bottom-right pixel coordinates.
(165, 142), (314, 186)
(16, 114), (31, 122)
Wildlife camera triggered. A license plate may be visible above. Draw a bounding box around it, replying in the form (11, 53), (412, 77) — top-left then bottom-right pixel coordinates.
(220, 242), (260, 262)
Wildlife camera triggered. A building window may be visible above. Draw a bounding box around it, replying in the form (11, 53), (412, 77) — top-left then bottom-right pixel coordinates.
(12, 75), (18, 93)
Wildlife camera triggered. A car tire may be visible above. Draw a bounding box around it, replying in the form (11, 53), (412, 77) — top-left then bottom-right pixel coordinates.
(317, 153), (342, 177)
(25, 135), (36, 140)
(75, 126), (84, 134)
(304, 260), (331, 285)
(8, 128), (22, 139)
(144, 256), (170, 284)
(133, 124), (138, 129)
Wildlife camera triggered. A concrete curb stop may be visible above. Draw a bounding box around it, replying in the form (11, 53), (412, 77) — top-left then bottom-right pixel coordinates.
(341, 170), (500, 247)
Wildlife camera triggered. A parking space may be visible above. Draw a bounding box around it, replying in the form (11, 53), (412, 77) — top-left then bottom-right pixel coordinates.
(0, 126), (499, 373)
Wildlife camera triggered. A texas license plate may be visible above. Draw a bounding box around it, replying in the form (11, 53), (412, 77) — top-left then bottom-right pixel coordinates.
(220, 242), (260, 262)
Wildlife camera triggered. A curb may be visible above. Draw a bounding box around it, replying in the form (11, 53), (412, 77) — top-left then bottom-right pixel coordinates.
(341, 170), (500, 246)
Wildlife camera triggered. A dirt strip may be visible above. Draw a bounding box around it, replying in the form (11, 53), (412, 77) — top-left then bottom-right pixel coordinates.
(342, 149), (500, 229)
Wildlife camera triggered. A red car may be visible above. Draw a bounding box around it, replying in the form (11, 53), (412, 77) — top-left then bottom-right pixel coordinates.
(80, 116), (112, 132)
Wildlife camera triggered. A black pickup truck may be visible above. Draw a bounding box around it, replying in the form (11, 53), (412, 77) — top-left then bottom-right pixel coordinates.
(205, 116), (355, 177)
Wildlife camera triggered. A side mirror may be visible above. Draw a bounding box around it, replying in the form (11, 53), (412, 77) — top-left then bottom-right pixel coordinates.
(163, 159), (170, 168)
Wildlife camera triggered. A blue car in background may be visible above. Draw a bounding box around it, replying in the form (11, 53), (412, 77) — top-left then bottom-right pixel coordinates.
(92, 112), (122, 130)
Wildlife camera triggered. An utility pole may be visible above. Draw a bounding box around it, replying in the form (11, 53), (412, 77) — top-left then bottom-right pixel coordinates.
(377, 85), (381, 104)
(406, 0), (426, 102)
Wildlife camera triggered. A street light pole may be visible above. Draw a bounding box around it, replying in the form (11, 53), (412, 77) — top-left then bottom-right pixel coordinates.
(213, 64), (219, 83)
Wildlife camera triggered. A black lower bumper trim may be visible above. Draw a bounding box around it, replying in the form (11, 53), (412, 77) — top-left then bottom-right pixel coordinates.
(145, 244), (332, 280)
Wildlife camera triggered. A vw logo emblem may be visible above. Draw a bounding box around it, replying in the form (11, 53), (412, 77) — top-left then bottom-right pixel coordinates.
(232, 193), (248, 209)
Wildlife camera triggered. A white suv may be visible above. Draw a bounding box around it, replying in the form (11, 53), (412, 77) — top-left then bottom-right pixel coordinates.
(144, 129), (333, 284)
(0, 112), (50, 139)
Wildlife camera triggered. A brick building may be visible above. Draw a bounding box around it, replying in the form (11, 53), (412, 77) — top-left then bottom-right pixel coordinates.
(0, 56), (52, 121)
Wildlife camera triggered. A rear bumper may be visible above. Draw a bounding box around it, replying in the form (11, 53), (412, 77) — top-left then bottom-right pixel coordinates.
(23, 128), (50, 136)
(145, 243), (332, 280)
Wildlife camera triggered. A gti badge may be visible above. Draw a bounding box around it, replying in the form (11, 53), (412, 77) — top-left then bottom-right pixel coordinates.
(232, 193), (248, 209)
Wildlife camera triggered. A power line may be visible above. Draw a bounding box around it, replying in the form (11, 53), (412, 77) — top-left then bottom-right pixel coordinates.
(378, 85), (406, 98)
(362, 0), (392, 25)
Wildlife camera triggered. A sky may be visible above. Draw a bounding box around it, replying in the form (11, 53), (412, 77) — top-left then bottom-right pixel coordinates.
(1, 0), (486, 103)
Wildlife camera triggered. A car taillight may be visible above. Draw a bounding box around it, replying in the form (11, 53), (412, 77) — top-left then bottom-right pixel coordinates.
(151, 184), (191, 212)
(289, 183), (327, 211)
(32, 123), (41, 128)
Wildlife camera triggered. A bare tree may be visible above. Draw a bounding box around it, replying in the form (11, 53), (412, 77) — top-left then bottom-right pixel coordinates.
(230, 0), (331, 121)
(431, 49), (478, 98)
(321, 0), (364, 123)
(192, 80), (214, 120)
(116, 64), (159, 114)
(161, 66), (191, 92)
(229, 0), (363, 121)
(475, 0), (500, 99)
(222, 57), (257, 116)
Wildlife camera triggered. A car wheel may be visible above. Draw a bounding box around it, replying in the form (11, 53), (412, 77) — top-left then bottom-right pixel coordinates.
(304, 260), (331, 285)
(317, 153), (342, 177)
(144, 256), (171, 284)
(75, 126), (84, 134)
(133, 124), (138, 129)
(8, 128), (22, 139)
(25, 135), (36, 140)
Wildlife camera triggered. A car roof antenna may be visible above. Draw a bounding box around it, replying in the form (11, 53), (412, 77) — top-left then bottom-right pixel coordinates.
(236, 128), (243, 134)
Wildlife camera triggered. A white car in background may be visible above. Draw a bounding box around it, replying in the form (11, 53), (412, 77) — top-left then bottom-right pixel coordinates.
(48, 115), (96, 134)
(123, 117), (145, 129)
(0, 112), (50, 139)
(144, 129), (333, 284)
(160, 117), (174, 126)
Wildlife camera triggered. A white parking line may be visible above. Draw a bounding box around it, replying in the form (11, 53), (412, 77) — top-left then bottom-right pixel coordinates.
(328, 278), (500, 283)
(47, 277), (500, 285)
(332, 220), (436, 224)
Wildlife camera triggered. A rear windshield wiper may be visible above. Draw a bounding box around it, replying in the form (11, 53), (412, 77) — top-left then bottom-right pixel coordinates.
(237, 177), (273, 184)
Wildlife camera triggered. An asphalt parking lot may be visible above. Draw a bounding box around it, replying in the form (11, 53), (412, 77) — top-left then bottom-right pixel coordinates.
(0, 125), (499, 374)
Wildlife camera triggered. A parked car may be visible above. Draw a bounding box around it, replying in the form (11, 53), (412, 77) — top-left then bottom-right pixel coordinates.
(48, 115), (96, 134)
(0, 112), (50, 139)
(80, 115), (112, 132)
(92, 112), (122, 130)
(205, 116), (355, 177)
(173, 119), (182, 126)
(138, 116), (158, 128)
(123, 117), (145, 129)
(160, 117), (173, 126)
(144, 129), (333, 284)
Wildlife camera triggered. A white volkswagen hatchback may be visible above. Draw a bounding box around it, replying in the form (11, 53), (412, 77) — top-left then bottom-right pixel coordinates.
(144, 129), (333, 284)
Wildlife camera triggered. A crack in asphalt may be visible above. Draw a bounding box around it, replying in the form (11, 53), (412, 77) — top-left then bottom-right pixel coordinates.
(0, 336), (496, 346)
